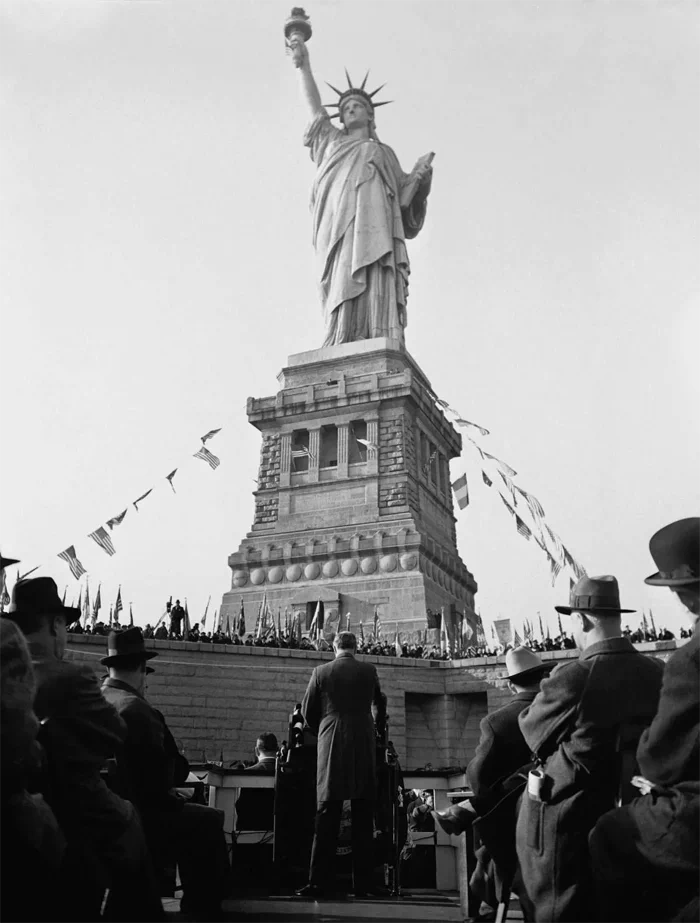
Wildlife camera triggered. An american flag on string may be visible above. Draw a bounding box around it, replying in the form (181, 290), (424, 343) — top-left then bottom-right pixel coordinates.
(193, 446), (220, 470)
(515, 515), (532, 541)
(106, 509), (127, 530)
(435, 398), (450, 409)
(482, 470), (493, 487)
(499, 471), (518, 505)
(88, 526), (116, 557)
(544, 523), (566, 563)
(563, 547), (587, 580)
(454, 417), (490, 437)
(200, 427), (222, 444)
(548, 553), (562, 586)
(57, 546), (86, 580)
(133, 489), (153, 511)
(499, 493), (516, 517)
(166, 469), (178, 493)
(451, 473), (469, 510)
(515, 486), (545, 520)
(483, 451), (517, 478)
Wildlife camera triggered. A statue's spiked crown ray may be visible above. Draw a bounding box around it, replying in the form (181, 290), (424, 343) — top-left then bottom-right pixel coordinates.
(324, 69), (392, 120)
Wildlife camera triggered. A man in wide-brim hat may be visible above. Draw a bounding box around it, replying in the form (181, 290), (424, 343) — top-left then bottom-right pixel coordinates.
(590, 518), (700, 923)
(514, 575), (665, 923)
(431, 645), (552, 917)
(4, 577), (164, 921)
(101, 626), (231, 919)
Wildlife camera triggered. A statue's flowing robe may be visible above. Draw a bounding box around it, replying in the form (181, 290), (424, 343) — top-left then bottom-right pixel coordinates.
(304, 111), (428, 347)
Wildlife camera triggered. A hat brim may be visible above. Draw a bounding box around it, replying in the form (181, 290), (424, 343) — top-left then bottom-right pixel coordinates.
(555, 605), (636, 615)
(506, 664), (553, 683)
(644, 570), (700, 587)
(100, 650), (158, 667)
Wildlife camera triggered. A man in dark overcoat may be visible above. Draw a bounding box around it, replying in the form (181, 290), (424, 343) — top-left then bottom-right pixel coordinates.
(101, 627), (231, 921)
(515, 575), (664, 922)
(235, 731), (278, 831)
(296, 630), (386, 898)
(5, 578), (163, 922)
(590, 517), (700, 922)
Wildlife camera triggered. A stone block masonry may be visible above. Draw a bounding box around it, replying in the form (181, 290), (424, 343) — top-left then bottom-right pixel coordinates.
(66, 634), (678, 770)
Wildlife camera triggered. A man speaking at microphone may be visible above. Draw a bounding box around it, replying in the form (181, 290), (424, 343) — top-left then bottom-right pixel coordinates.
(295, 631), (386, 899)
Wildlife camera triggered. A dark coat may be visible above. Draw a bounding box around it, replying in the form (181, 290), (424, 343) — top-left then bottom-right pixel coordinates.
(32, 658), (132, 843)
(589, 624), (699, 921)
(468, 689), (538, 804)
(515, 637), (664, 922)
(101, 677), (189, 819)
(235, 758), (276, 830)
(301, 651), (385, 802)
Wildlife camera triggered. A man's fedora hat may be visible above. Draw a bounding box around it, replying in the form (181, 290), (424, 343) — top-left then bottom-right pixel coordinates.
(101, 626), (158, 668)
(645, 517), (699, 587)
(555, 574), (635, 615)
(7, 577), (80, 622)
(505, 646), (551, 683)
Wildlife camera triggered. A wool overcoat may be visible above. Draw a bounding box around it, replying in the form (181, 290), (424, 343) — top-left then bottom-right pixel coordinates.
(515, 636), (664, 922)
(589, 623), (699, 920)
(301, 651), (385, 803)
(101, 677), (189, 818)
(468, 689), (538, 803)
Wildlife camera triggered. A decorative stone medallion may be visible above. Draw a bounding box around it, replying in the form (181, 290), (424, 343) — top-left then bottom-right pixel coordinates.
(379, 554), (397, 572)
(322, 560), (339, 578)
(232, 570), (248, 588)
(304, 562), (321, 580)
(268, 566), (284, 584)
(286, 564), (302, 582)
(360, 556), (377, 574)
(400, 552), (418, 571)
(341, 558), (358, 576)
(250, 568), (266, 585)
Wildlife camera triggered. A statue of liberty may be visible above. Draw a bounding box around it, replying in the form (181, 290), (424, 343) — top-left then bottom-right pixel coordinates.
(286, 11), (434, 348)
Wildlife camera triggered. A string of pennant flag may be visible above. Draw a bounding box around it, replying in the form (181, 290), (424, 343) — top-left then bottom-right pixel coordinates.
(434, 397), (587, 590)
(45, 428), (223, 582)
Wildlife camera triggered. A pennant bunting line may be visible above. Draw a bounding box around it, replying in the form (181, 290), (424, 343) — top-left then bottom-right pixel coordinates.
(88, 526), (116, 557)
(193, 446), (220, 470)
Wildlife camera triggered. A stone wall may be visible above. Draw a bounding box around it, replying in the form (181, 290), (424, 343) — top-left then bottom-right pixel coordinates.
(65, 635), (678, 770)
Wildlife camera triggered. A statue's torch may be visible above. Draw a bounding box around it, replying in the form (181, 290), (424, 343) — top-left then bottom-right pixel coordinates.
(284, 7), (312, 67)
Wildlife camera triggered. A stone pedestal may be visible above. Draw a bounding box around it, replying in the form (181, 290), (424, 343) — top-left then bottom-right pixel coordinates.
(221, 338), (477, 640)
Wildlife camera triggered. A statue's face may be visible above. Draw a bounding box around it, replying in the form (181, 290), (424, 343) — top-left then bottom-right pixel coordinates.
(341, 96), (372, 130)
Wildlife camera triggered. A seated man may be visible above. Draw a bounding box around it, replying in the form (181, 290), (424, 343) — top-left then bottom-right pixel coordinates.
(590, 518), (700, 923)
(515, 575), (664, 922)
(0, 616), (66, 923)
(235, 732), (278, 831)
(433, 646), (552, 834)
(101, 627), (231, 922)
(5, 578), (163, 922)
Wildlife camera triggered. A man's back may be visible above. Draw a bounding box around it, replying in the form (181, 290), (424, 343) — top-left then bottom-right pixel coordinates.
(32, 658), (131, 839)
(468, 690), (538, 800)
(519, 638), (664, 801)
(302, 652), (383, 803)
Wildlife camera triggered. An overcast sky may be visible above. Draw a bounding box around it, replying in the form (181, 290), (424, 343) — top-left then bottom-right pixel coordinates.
(1, 0), (698, 639)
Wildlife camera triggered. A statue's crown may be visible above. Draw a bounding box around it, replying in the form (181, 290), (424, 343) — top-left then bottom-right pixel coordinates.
(325, 69), (392, 120)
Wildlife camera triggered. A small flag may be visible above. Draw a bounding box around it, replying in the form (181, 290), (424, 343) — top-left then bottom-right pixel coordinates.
(544, 524), (565, 563)
(548, 553), (562, 586)
(82, 579), (90, 625)
(513, 627), (523, 646)
(435, 398), (450, 409)
(166, 469), (178, 493)
(106, 509), (127, 530)
(499, 493), (516, 517)
(483, 452), (517, 478)
(499, 471), (518, 505)
(201, 595), (211, 628)
(237, 599), (245, 637)
(373, 605), (379, 640)
(454, 417), (490, 437)
(563, 547), (587, 580)
(514, 486), (545, 520)
(515, 514), (532, 541)
(77, 587), (82, 615)
(394, 623), (402, 658)
(557, 613), (564, 637)
(466, 436), (485, 459)
(183, 599), (191, 637)
(92, 583), (102, 626)
(133, 489), (153, 511)
(129, 604), (134, 627)
(193, 446), (220, 470)
(482, 470), (493, 487)
(451, 473), (469, 510)
(359, 620), (365, 643)
(200, 427), (222, 444)
(538, 613), (545, 640)
(88, 526), (116, 557)
(57, 546), (86, 580)
(114, 587), (123, 621)
(109, 604), (114, 626)
(648, 608), (657, 639)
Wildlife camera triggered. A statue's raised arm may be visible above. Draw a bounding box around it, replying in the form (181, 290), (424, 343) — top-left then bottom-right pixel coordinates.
(284, 8), (434, 349)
